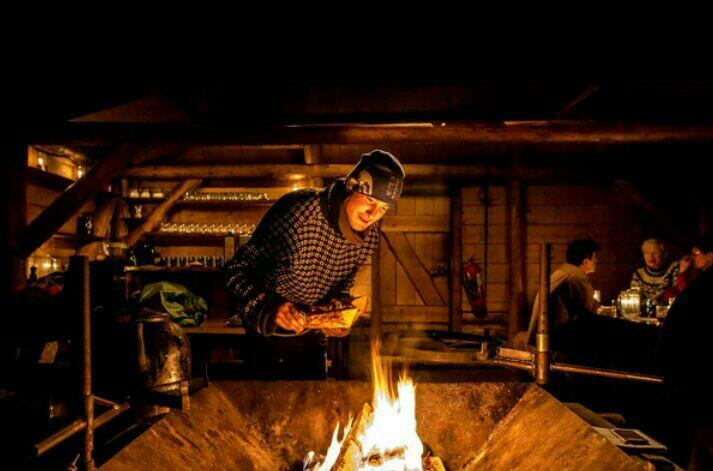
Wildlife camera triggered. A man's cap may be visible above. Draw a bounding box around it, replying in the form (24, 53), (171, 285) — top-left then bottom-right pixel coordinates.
(345, 149), (405, 205)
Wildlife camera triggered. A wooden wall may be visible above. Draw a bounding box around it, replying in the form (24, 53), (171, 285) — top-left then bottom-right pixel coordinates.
(24, 150), (649, 338)
(373, 183), (647, 338)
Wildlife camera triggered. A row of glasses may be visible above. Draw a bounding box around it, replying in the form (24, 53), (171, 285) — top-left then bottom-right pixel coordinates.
(128, 186), (165, 199)
(162, 256), (225, 268)
(182, 191), (270, 202)
(158, 222), (256, 236)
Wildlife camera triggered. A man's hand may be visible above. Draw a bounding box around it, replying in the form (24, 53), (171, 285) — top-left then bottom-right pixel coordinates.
(680, 255), (693, 273)
(275, 302), (306, 333)
(320, 328), (351, 337)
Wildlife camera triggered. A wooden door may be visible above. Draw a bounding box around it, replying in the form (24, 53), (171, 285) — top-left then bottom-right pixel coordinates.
(378, 196), (451, 331)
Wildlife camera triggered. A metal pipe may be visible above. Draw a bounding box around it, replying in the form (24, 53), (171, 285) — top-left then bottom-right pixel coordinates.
(535, 243), (552, 385)
(33, 402), (131, 457)
(490, 357), (535, 372)
(74, 256), (95, 471)
(551, 362), (664, 384)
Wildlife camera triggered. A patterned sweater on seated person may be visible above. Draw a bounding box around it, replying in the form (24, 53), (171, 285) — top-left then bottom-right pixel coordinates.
(224, 179), (379, 336)
(630, 262), (680, 303)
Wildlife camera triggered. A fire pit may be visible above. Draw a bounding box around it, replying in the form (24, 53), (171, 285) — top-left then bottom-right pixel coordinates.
(303, 344), (441, 470)
(102, 362), (651, 471)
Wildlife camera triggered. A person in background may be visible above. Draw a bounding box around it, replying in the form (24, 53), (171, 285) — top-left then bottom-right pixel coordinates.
(630, 238), (691, 304)
(525, 238), (600, 347)
(657, 238), (713, 469)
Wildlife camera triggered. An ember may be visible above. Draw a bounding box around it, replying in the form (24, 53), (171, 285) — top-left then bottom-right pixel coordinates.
(304, 342), (445, 471)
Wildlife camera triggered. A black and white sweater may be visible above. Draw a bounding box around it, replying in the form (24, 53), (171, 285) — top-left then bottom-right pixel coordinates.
(224, 180), (379, 336)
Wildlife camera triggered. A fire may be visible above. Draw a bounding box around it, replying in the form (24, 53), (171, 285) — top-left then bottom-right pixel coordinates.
(305, 341), (427, 471)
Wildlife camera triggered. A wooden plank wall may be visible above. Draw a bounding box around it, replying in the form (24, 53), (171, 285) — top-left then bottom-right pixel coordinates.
(364, 183), (646, 338)
(525, 184), (643, 308)
(374, 195), (451, 332)
(461, 186), (509, 336)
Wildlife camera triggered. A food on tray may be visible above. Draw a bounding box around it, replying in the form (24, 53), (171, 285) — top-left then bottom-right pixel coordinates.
(304, 296), (368, 329)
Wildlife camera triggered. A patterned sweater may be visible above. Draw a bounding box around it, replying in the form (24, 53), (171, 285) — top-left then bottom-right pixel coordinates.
(224, 180), (379, 336)
(630, 261), (680, 303)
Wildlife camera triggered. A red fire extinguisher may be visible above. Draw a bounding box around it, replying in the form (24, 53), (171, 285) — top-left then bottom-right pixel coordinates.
(462, 256), (486, 319)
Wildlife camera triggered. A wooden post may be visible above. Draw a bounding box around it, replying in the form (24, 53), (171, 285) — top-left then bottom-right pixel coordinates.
(123, 179), (202, 247)
(371, 234), (383, 341)
(76, 197), (118, 258)
(449, 188), (463, 332)
(304, 145), (325, 188)
(508, 180), (526, 339)
(19, 143), (139, 258)
(2, 143), (28, 297)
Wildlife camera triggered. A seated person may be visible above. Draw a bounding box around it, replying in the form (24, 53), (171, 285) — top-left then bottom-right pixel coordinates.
(657, 238), (713, 468)
(630, 238), (690, 304)
(526, 238), (600, 346)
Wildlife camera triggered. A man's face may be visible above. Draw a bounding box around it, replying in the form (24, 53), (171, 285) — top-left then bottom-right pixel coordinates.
(581, 252), (597, 274)
(643, 248), (664, 270)
(344, 192), (390, 232)
(692, 247), (713, 271)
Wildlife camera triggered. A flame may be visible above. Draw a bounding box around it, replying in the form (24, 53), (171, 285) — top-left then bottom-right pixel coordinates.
(306, 418), (353, 471)
(358, 341), (423, 470)
(306, 340), (425, 470)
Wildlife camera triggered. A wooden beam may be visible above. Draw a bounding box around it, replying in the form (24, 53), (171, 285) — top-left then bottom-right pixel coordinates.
(371, 235), (383, 341)
(615, 180), (693, 247)
(123, 179), (202, 247)
(381, 306), (449, 323)
(555, 85), (602, 117)
(124, 164), (561, 181)
(381, 216), (449, 233)
(507, 180), (526, 339)
(76, 197), (118, 257)
(382, 231), (445, 306)
(449, 189), (463, 332)
(303, 145), (325, 187)
(25, 120), (713, 146)
(131, 143), (187, 166)
(18, 143), (139, 258)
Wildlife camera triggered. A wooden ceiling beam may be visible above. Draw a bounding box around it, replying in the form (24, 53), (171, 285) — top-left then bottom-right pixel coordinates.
(18, 143), (140, 258)
(24, 120), (713, 146)
(123, 164), (565, 181)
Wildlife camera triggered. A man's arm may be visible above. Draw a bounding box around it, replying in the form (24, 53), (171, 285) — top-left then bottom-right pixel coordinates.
(572, 276), (600, 315)
(224, 245), (283, 335)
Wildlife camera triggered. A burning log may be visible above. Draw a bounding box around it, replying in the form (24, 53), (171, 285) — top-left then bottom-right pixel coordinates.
(331, 403), (374, 471)
(423, 457), (446, 471)
(304, 340), (447, 470)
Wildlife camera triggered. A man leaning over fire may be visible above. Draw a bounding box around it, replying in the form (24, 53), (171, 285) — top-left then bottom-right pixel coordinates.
(224, 150), (404, 337)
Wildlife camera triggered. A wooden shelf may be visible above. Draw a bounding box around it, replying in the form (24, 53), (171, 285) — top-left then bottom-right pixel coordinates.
(175, 199), (274, 209)
(183, 319), (246, 336)
(124, 197), (165, 205)
(148, 233), (229, 246)
(53, 233), (104, 243)
(125, 265), (221, 273)
(123, 197), (274, 209)
(26, 167), (75, 191)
